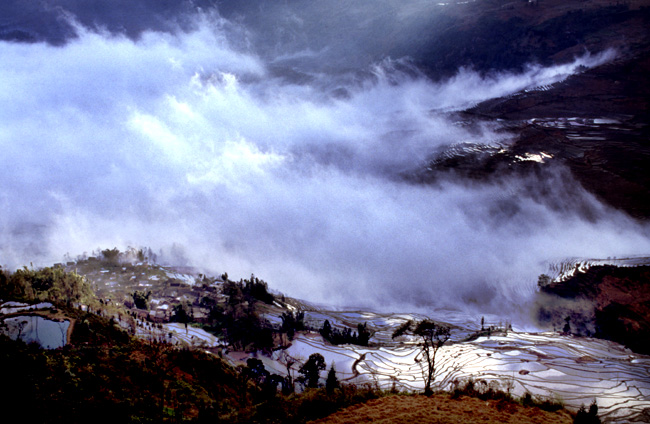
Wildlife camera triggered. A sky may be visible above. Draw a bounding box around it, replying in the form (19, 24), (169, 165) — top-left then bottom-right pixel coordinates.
(1, 1), (649, 316)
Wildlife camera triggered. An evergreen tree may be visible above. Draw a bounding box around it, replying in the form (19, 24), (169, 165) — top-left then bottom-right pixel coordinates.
(325, 364), (339, 394)
(279, 310), (305, 342)
(357, 322), (371, 346)
(320, 319), (332, 341)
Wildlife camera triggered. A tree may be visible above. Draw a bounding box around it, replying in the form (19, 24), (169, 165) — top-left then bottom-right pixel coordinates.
(245, 358), (269, 385)
(299, 353), (326, 388)
(392, 319), (451, 395)
(262, 373), (285, 399)
(575, 400), (601, 424)
(172, 302), (193, 330)
(279, 352), (297, 394)
(563, 316), (571, 334)
(325, 364), (339, 394)
(357, 322), (371, 346)
(538, 274), (552, 288)
(320, 319), (332, 341)
(280, 310), (305, 341)
(223, 280), (243, 306)
(132, 290), (151, 310)
(281, 311), (295, 342)
(101, 248), (121, 265)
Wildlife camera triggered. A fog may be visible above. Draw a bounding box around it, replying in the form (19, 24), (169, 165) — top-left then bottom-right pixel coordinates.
(1, 4), (649, 314)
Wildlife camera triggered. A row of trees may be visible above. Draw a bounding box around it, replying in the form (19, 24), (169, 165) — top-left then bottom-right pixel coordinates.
(223, 275), (275, 305)
(243, 353), (338, 395)
(319, 320), (372, 346)
(98, 247), (157, 266)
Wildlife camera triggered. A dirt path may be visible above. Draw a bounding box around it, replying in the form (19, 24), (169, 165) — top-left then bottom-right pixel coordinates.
(344, 352), (366, 381)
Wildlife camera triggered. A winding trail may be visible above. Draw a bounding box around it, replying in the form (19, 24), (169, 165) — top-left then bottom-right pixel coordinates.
(346, 352), (367, 381)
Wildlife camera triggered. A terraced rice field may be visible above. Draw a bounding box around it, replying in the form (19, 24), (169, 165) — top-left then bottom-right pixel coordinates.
(228, 308), (650, 423)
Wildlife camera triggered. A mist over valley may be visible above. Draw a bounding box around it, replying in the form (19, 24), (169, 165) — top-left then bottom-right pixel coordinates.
(1, 2), (650, 421)
(2, 0), (649, 315)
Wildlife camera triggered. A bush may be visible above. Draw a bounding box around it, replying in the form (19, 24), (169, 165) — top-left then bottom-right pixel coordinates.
(451, 378), (564, 412)
(575, 400), (601, 424)
(1, 266), (97, 307)
(451, 378), (514, 402)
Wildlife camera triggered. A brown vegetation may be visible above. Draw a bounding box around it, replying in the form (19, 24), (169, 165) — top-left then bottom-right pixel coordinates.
(309, 394), (574, 424)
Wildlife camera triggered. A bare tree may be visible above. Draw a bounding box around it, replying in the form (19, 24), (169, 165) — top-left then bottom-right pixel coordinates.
(8, 318), (29, 342)
(279, 351), (299, 394)
(392, 319), (451, 395)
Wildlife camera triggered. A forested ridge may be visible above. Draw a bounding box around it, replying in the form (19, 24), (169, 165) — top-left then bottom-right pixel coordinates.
(0, 266), (385, 423)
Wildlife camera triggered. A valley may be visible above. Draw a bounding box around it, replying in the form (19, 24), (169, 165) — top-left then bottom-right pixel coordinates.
(3, 252), (647, 422)
(1, 0), (650, 422)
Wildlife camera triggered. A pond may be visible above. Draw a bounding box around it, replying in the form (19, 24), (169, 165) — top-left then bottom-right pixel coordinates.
(2, 315), (69, 349)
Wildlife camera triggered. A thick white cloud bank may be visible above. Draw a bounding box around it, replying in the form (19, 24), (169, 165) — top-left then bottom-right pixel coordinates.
(0, 15), (647, 315)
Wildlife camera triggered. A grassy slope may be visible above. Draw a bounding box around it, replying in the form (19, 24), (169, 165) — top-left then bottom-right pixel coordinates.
(310, 394), (573, 424)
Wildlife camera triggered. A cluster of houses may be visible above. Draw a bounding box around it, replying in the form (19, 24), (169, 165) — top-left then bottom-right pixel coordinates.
(63, 259), (226, 326)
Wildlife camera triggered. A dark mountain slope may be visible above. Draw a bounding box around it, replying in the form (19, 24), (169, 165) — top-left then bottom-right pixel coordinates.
(416, 0), (650, 218)
(536, 265), (650, 354)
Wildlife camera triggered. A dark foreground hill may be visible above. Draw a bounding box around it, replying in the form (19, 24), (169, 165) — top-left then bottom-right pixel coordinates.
(0, 263), (596, 423)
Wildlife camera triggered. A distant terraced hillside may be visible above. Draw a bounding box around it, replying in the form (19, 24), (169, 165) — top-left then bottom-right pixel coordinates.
(537, 265), (650, 354)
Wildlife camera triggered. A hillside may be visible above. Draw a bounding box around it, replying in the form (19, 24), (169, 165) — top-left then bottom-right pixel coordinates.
(0, 331), (251, 422)
(536, 265), (650, 354)
(310, 394), (574, 424)
(3, 256), (650, 422)
(408, 0), (650, 219)
(1, 0), (650, 421)
(414, 0), (650, 78)
(0, 264), (376, 423)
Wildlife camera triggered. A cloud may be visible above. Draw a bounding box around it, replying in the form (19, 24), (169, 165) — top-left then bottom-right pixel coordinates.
(0, 13), (647, 318)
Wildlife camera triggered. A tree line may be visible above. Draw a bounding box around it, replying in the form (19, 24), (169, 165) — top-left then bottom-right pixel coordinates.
(319, 320), (372, 346)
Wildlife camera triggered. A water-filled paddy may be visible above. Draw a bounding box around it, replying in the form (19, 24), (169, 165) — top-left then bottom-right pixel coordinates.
(2, 315), (69, 349)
